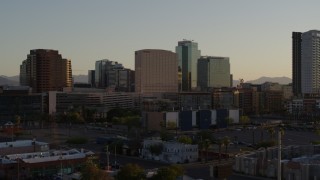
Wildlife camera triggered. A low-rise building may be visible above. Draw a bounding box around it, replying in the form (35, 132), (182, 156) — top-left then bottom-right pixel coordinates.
(0, 139), (94, 179)
(0, 140), (49, 156)
(234, 145), (320, 179)
(141, 139), (198, 164)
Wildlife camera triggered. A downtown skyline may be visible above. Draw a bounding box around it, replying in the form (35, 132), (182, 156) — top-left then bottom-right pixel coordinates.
(1, 1), (320, 81)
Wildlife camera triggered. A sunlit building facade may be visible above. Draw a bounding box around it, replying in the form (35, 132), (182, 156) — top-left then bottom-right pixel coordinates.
(293, 30), (320, 95)
(135, 49), (178, 93)
(197, 56), (231, 90)
(176, 40), (201, 91)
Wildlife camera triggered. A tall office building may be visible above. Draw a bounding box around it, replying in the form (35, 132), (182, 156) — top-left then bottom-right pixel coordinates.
(88, 70), (95, 87)
(292, 32), (302, 96)
(176, 40), (201, 91)
(117, 69), (135, 92)
(197, 56), (231, 90)
(293, 30), (320, 95)
(135, 49), (178, 93)
(95, 59), (122, 88)
(20, 49), (72, 93)
(94, 59), (134, 92)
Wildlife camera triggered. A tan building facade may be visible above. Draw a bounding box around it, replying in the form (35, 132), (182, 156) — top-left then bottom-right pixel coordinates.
(135, 49), (178, 93)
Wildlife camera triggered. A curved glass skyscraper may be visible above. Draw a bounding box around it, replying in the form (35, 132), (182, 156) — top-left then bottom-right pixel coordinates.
(176, 40), (201, 92)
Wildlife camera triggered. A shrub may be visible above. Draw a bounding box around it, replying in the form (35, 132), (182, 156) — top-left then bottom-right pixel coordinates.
(66, 137), (88, 144)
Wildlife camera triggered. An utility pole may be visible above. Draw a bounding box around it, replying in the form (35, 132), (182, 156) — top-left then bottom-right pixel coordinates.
(115, 146), (117, 167)
(60, 153), (63, 177)
(11, 124), (14, 142)
(106, 145), (109, 170)
(278, 131), (281, 180)
(16, 155), (20, 180)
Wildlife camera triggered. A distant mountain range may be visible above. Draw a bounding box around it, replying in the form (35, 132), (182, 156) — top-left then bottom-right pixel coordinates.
(0, 75), (89, 85)
(73, 75), (88, 83)
(0, 75), (292, 86)
(0, 76), (19, 86)
(246, 76), (291, 84)
(233, 76), (291, 87)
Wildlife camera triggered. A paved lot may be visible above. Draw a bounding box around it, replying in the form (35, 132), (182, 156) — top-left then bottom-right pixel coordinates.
(213, 127), (320, 147)
(1, 125), (317, 179)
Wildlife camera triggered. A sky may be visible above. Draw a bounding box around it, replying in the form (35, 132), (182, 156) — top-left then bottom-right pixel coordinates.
(1, 1), (320, 81)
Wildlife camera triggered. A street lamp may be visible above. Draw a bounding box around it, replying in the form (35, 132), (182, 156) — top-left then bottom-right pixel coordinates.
(106, 145), (110, 170)
(32, 137), (36, 152)
(59, 152), (63, 178)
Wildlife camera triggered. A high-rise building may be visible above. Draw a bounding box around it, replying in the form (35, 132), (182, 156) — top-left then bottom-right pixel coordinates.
(293, 30), (320, 95)
(197, 56), (231, 90)
(95, 59), (122, 88)
(292, 32), (302, 96)
(135, 49), (178, 93)
(117, 68), (135, 92)
(88, 70), (95, 87)
(94, 59), (134, 92)
(176, 40), (201, 91)
(20, 49), (72, 93)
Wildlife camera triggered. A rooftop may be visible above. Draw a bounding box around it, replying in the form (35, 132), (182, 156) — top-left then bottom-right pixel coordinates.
(5, 148), (93, 164)
(0, 140), (48, 149)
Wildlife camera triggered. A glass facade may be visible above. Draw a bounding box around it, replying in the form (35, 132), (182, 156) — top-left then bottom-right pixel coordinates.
(197, 56), (231, 90)
(176, 41), (201, 92)
(95, 59), (133, 91)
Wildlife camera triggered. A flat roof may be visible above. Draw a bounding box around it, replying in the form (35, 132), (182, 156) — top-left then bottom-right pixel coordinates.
(5, 149), (93, 164)
(0, 140), (48, 148)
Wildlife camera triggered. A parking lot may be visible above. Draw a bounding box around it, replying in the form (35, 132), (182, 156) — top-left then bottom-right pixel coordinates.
(213, 126), (320, 148)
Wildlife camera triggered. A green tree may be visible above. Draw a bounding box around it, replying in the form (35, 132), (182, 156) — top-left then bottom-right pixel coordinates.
(116, 163), (145, 180)
(112, 116), (141, 130)
(267, 127), (275, 140)
(160, 129), (174, 141)
(107, 108), (140, 122)
(67, 111), (84, 123)
(178, 135), (192, 144)
(167, 122), (177, 130)
(82, 106), (97, 123)
(149, 144), (163, 156)
(81, 160), (111, 180)
(151, 165), (183, 180)
(197, 130), (214, 162)
(197, 130), (214, 142)
(240, 116), (250, 124)
(225, 117), (234, 127)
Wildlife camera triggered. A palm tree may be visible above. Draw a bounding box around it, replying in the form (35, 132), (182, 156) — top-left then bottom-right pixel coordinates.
(204, 139), (211, 162)
(223, 136), (231, 154)
(268, 127), (275, 141)
(216, 138), (223, 162)
(14, 115), (21, 129)
(199, 139), (211, 162)
(260, 124), (266, 142)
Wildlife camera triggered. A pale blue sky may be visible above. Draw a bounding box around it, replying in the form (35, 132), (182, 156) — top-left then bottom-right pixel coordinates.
(1, 1), (320, 80)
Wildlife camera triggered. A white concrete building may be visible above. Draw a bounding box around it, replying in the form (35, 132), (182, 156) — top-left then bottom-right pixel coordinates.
(162, 141), (198, 163)
(229, 109), (240, 124)
(141, 139), (198, 164)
